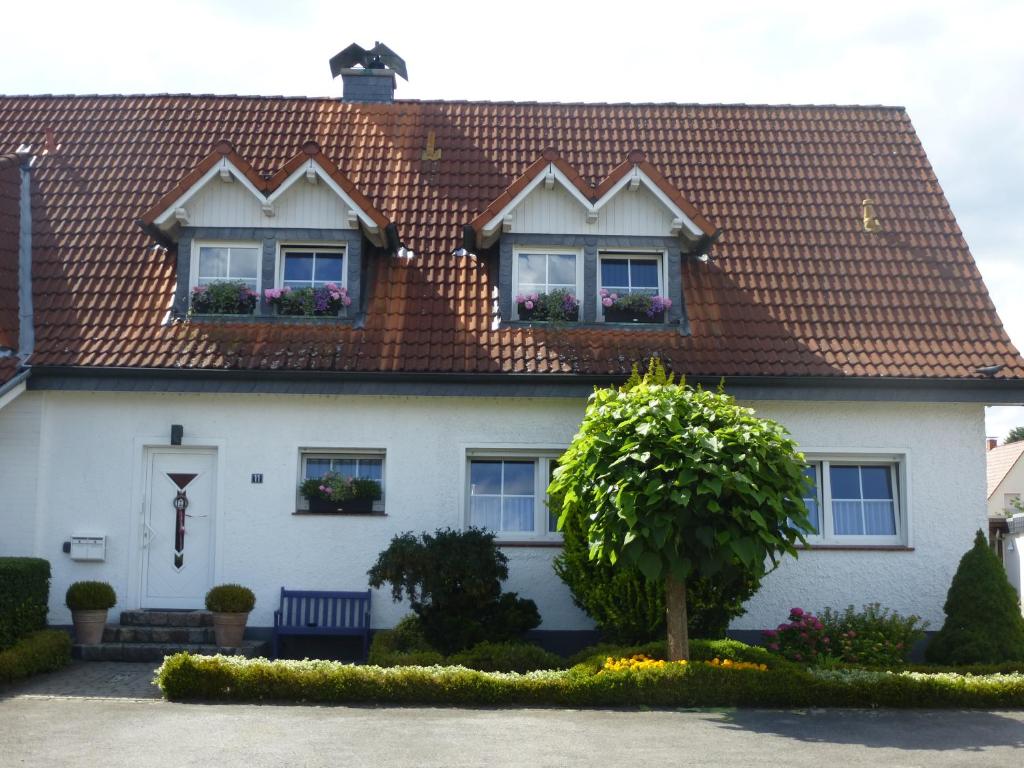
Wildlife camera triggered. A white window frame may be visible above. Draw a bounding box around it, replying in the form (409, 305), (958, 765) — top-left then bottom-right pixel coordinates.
(801, 452), (908, 546)
(296, 448), (386, 513)
(596, 248), (668, 322)
(275, 243), (348, 291)
(511, 246), (584, 321)
(464, 448), (565, 542)
(190, 241), (262, 292)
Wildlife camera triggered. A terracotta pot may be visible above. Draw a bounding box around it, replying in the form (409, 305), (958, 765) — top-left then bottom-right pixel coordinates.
(71, 609), (108, 645)
(212, 611), (250, 647)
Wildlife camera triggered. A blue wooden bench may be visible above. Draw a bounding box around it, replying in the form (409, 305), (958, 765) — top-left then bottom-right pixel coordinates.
(272, 588), (371, 660)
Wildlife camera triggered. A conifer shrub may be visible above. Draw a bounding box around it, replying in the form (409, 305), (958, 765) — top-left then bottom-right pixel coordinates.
(926, 530), (1024, 665)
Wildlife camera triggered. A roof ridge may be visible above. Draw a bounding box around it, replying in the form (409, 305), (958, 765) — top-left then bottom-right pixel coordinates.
(0, 93), (909, 111)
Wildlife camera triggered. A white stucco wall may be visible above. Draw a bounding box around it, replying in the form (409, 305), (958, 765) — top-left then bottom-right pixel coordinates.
(0, 391), (42, 556)
(0, 390), (986, 634)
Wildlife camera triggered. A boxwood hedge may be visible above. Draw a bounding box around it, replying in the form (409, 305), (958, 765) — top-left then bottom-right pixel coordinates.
(0, 630), (71, 684)
(0, 558), (51, 650)
(154, 652), (1024, 708)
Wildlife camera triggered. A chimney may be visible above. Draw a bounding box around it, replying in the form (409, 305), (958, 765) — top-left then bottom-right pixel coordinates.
(988, 437), (999, 451)
(329, 41), (408, 104)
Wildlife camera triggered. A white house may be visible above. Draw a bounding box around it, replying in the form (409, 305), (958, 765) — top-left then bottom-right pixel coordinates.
(987, 440), (1024, 604)
(1, 51), (1023, 652)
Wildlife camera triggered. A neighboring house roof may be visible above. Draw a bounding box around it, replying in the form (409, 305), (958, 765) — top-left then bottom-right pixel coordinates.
(987, 441), (1024, 499)
(0, 95), (1022, 379)
(0, 356), (18, 387)
(0, 153), (19, 352)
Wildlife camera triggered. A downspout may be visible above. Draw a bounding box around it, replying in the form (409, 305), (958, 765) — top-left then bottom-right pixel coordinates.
(16, 147), (33, 364)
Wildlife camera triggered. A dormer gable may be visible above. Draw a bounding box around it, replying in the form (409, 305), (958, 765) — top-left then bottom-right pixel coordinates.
(469, 150), (716, 249)
(139, 140), (391, 247)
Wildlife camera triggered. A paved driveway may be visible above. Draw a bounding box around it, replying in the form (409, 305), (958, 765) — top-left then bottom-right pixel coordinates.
(2, 663), (1023, 767)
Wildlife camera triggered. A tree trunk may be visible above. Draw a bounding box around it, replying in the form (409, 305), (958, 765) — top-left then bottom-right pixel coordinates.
(666, 573), (689, 661)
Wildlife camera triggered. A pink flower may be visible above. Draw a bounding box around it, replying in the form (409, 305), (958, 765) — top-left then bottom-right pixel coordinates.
(793, 653), (802, 661)
(599, 288), (609, 298)
(609, 293), (618, 301)
(528, 292), (539, 302)
(763, 630), (777, 638)
(790, 607), (804, 617)
(524, 300), (535, 310)
(342, 296), (352, 306)
(191, 285), (206, 293)
(325, 282), (338, 290)
(768, 643), (779, 651)
(515, 294), (526, 304)
(602, 297), (613, 307)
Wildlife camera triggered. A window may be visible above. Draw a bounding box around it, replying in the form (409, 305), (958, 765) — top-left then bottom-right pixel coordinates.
(512, 249), (582, 321)
(194, 244), (260, 290)
(466, 453), (562, 540)
(598, 251), (666, 322)
(1005, 493), (1021, 514)
(298, 450), (385, 513)
(280, 246), (346, 290)
(801, 459), (903, 545)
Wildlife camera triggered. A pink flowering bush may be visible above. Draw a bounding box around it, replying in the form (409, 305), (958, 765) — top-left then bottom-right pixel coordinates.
(599, 289), (672, 321)
(763, 607), (831, 664)
(265, 284), (351, 316)
(190, 281), (258, 315)
(514, 289), (579, 321)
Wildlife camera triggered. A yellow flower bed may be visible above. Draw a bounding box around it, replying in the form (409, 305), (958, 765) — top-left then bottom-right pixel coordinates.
(601, 654), (767, 673)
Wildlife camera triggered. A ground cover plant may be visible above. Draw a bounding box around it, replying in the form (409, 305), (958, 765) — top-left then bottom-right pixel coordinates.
(926, 530), (1024, 665)
(367, 528), (540, 654)
(549, 359), (812, 659)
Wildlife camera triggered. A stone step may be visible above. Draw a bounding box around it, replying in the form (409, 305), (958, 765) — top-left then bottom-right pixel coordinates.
(119, 610), (213, 628)
(103, 625), (216, 644)
(73, 640), (268, 663)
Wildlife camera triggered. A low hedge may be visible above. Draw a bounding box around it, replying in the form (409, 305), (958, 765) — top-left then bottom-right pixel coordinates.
(0, 558), (51, 650)
(154, 652), (1024, 708)
(0, 630), (71, 684)
(449, 641), (566, 673)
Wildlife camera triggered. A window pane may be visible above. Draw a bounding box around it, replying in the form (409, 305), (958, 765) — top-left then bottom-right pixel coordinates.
(470, 496), (501, 530)
(863, 501), (896, 535)
(600, 259), (629, 288)
(503, 497), (535, 532)
(801, 465), (820, 533)
(830, 466), (861, 499)
(548, 254), (576, 286)
(198, 247), (228, 278)
(305, 459), (332, 480)
(631, 260), (659, 288)
(518, 254), (546, 287)
(861, 466), (893, 499)
(333, 459), (358, 478)
(229, 248), (259, 279)
(284, 253), (314, 283)
(313, 254), (344, 284)
(833, 500), (864, 535)
(359, 459), (383, 481)
(503, 461), (535, 495)
(470, 461), (503, 495)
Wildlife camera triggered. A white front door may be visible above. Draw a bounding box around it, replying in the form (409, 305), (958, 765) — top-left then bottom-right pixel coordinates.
(142, 449), (217, 608)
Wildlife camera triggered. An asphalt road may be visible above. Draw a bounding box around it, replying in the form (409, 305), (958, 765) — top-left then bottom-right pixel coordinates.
(1, 663), (1022, 767)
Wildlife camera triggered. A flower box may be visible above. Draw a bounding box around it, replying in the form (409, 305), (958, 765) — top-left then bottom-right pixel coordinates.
(265, 284), (351, 317)
(603, 308), (665, 324)
(514, 289), (580, 322)
(518, 305), (579, 322)
(307, 497), (376, 514)
(190, 281), (258, 315)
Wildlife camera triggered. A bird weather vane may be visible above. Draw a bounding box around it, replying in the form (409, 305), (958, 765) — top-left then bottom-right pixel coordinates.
(329, 42), (408, 81)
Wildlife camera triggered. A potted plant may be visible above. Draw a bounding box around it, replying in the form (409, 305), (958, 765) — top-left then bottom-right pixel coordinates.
(65, 581), (116, 645)
(205, 584), (256, 647)
(514, 289), (579, 322)
(265, 284), (351, 316)
(600, 289), (672, 323)
(300, 473), (382, 513)
(190, 281), (258, 315)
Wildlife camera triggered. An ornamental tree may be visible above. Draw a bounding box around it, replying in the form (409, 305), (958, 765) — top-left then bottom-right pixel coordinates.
(1006, 426), (1024, 445)
(548, 361), (812, 660)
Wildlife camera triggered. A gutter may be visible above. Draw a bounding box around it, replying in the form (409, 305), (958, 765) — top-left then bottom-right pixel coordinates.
(16, 148), (33, 362)
(25, 365), (1024, 404)
(0, 369), (29, 410)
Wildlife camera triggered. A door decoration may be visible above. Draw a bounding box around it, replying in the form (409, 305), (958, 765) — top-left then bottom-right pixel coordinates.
(167, 473), (197, 570)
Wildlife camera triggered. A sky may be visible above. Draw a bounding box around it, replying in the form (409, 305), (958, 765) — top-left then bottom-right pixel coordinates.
(2, 0), (1022, 438)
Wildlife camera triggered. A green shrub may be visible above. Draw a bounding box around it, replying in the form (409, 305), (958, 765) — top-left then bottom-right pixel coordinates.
(65, 581), (116, 611)
(367, 528), (540, 654)
(0, 558), (51, 650)
(821, 603), (926, 666)
(205, 584), (255, 613)
(368, 615), (446, 667)
(568, 638), (787, 675)
(154, 652), (1024, 708)
(449, 641), (566, 673)
(0, 630), (71, 684)
(927, 530), (1024, 665)
(190, 281), (257, 314)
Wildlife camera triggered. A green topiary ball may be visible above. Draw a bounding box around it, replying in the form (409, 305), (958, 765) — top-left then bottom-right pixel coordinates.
(926, 530), (1024, 665)
(205, 584), (256, 613)
(65, 581), (117, 611)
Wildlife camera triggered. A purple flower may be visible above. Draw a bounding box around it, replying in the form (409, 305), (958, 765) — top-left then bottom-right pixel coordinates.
(515, 294), (526, 304)
(602, 297), (613, 307)
(342, 296), (352, 306)
(524, 300), (535, 310)
(790, 607), (804, 618)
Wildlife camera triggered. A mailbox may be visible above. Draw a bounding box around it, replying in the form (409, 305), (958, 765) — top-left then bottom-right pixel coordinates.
(68, 535), (106, 561)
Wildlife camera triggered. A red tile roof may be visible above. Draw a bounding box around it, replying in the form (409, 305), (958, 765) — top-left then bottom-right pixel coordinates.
(0, 95), (1021, 380)
(0, 154), (19, 351)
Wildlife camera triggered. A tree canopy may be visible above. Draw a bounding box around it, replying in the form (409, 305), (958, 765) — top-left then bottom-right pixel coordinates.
(1005, 426), (1024, 444)
(549, 361), (812, 659)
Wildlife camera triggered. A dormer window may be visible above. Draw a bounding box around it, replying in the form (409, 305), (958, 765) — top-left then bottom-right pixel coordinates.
(512, 248), (582, 321)
(280, 246), (346, 290)
(195, 244), (261, 291)
(598, 250), (670, 324)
